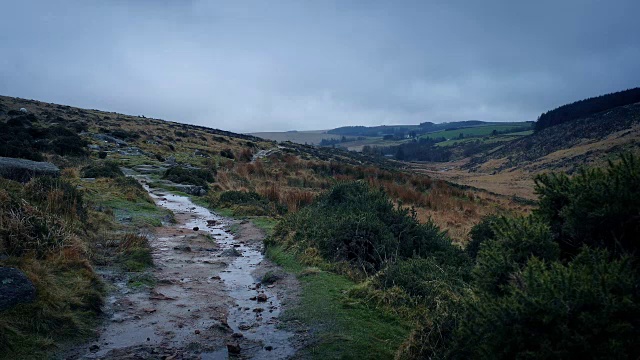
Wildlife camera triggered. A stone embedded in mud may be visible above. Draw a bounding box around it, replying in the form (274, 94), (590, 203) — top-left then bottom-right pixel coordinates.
(253, 308), (264, 313)
(265, 345), (274, 351)
(194, 329), (200, 334)
(221, 248), (242, 257)
(192, 226), (199, 231)
(257, 293), (268, 302)
(173, 245), (192, 252)
(227, 343), (241, 354)
(89, 344), (100, 353)
(232, 332), (244, 338)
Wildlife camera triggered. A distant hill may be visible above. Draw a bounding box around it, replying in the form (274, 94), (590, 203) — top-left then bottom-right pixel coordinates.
(411, 99), (640, 199)
(535, 87), (640, 131)
(470, 101), (640, 172)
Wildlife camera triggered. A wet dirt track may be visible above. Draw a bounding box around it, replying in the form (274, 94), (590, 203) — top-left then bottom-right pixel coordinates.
(64, 179), (296, 360)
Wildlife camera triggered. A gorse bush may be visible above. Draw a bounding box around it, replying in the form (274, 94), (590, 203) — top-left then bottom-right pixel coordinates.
(535, 153), (640, 257)
(398, 153), (640, 359)
(472, 216), (559, 295)
(211, 190), (283, 216)
(454, 248), (640, 359)
(0, 119), (87, 160)
(271, 181), (460, 274)
(162, 166), (214, 189)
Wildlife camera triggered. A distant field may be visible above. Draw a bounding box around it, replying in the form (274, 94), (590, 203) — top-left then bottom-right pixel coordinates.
(250, 130), (333, 144)
(341, 138), (413, 151)
(435, 130), (534, 147)
(422, 123), (533, 140)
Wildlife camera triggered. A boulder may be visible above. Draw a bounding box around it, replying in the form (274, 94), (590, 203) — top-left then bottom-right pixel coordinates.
(0, 156), (60, 182)
(92, 133), (128, 147)
(173, 184), (207, 196)
(0, 267), (36, 311)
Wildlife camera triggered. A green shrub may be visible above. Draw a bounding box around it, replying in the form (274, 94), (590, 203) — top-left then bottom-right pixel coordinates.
(218, 190), (263, 205)
(162, 166), (214, 189)
(535, 153), (640, 257)
(81, 161), (123, 178)
(271, 181), (459, 273)
(472, 216), (559, 295)
(466, 214), (499, 260)
(454, 248), (640, 359)
(378, 257), (470, 307)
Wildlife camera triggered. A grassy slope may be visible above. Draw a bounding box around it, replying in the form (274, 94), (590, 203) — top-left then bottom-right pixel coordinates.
(267, 246), (411, 360)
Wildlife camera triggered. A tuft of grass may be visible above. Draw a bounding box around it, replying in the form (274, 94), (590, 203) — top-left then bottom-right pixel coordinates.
(118, 234), (153, 272)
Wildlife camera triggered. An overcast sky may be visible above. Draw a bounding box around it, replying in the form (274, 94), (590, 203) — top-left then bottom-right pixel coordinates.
(1, 1), (639, 133)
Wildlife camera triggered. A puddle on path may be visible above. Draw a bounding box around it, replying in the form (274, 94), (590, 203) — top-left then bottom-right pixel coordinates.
(145, 183), (295, 359)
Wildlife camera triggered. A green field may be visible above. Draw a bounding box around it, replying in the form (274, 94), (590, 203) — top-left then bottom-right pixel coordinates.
(422, 123), (532, 141)
(435, 130), (534, 147)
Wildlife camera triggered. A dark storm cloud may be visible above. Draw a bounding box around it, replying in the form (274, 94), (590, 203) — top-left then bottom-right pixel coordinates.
(1, 0), (639, 132)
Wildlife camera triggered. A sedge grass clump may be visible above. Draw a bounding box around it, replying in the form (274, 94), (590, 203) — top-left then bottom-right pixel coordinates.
(81, 160), (123, 178)
(118, 233), (153, 272)
(1, 177), (85, 258)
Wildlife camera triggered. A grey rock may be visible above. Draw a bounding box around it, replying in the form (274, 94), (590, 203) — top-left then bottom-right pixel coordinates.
(0, 267), (36, 311)
(164, 156), (177, 166)
(133, 164), (167, 174)
(0, 156), (60, 182)
(221, 248), (242, 257)
(92, 133), (127, 146)
(173, 184), (207, 196)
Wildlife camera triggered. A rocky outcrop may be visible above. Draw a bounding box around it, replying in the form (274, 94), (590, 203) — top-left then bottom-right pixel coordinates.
(0, 156), (60, 182)
(92, 133), (128, 147)
(0, 267), (36, 311)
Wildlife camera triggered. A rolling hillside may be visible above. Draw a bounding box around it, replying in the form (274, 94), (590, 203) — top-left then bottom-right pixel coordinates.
(412, 100), (640, 199)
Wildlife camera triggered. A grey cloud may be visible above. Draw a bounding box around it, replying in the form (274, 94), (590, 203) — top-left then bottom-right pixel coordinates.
(1, 0), (639, 132)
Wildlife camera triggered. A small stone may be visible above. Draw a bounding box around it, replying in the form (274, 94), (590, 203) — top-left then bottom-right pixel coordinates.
(232, 332), (244, 338)
(257, 293), (268, 302)
(265, 346), (273, 351)
(227, 343), (241, 354)
(194, 329), (200, 334)
(89, 344), (100, 353)
(193, 227), (199, 231)
(253, 308), (264, 313)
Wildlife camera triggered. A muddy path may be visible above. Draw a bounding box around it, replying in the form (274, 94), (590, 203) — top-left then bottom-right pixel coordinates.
(64, 178), (299, 359)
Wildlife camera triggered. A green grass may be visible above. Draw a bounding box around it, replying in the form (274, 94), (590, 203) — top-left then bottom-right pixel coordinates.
(251, 217), (277, 236)
(422, 123), (532, 140)
(266, 246), (411, 359)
